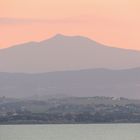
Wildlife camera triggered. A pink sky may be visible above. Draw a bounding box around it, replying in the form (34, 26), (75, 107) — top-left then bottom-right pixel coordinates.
(0, 0), (140, 50)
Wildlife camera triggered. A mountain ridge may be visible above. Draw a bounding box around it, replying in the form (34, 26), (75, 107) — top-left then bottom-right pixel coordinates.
(0, 67), (140, 98)
(1, 34), (140, 73)
(2, 34), (140, 52)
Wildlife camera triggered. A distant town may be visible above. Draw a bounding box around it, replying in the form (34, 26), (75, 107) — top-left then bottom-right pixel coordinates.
(1, 96), (140, 124)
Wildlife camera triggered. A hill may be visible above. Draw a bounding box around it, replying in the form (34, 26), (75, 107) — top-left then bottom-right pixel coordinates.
(0, 68), (140, 98)
(0, 34), (140, 73)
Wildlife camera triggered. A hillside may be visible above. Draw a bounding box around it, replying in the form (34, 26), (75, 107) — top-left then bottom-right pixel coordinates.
(0, 68), (140, 98)
(0, 34), (140, 73)
(1, 96), (140, 124)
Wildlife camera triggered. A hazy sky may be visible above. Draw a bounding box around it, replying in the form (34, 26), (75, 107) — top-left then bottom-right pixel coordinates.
(0, 0), (140, 50)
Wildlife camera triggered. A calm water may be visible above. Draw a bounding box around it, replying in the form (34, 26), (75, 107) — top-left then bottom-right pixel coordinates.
(0, 124), (140, 140)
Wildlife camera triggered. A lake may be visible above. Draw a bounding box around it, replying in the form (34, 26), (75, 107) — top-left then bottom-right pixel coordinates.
(0, 124), (140, 140)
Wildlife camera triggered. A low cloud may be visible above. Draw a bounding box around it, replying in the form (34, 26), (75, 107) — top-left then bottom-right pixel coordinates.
(0, 17), (85, 25)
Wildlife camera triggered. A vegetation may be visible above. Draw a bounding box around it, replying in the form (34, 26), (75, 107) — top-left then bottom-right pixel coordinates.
(1, 96), (140, 124)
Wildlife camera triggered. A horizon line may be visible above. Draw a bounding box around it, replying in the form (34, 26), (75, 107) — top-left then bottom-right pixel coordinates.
(1, 33), (140, 52)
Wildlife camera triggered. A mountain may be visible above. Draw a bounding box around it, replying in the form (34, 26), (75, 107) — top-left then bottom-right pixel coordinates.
(0, 68), (140, 98)
(1, 34), (140, 73)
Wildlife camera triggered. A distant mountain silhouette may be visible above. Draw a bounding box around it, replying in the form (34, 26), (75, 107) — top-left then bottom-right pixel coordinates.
(0, 34), (140, 73)
(0, 67), (140, 98)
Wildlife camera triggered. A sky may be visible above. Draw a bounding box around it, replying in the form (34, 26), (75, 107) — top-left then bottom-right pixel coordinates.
(0, 0), (140, 50)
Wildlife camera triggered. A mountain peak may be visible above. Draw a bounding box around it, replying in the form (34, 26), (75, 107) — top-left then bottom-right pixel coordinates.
(54, 33), (66, 37)
(40, 34), (101, 46)
(41, 34), (71, 42)
(51, 34), (89, 39)
(52, 34), (70, 39)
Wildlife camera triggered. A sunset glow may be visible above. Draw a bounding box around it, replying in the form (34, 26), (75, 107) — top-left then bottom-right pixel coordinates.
(0, 0), (140, 50)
